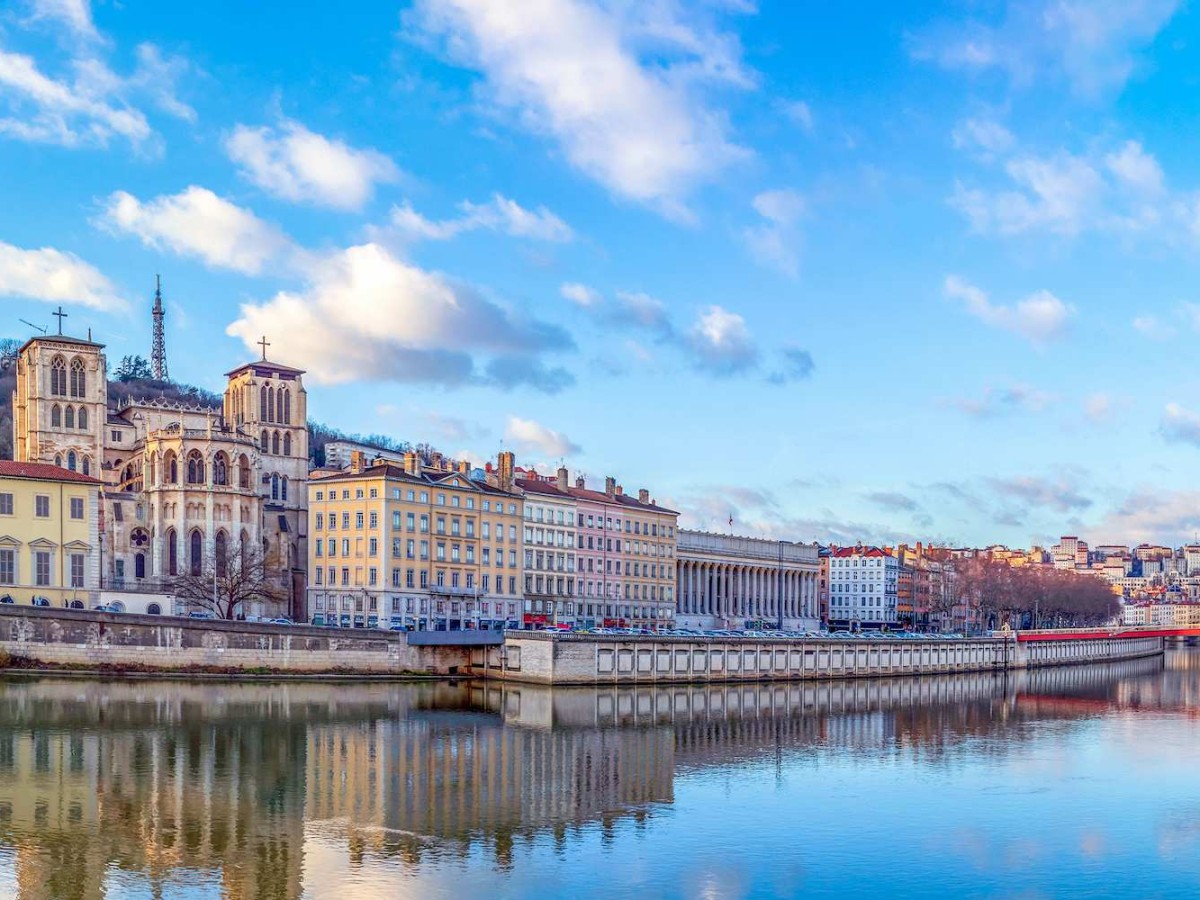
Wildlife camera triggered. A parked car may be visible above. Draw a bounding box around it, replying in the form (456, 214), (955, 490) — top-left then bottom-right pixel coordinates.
(186, 611), (217, 620)
(268, 618), (293, 626)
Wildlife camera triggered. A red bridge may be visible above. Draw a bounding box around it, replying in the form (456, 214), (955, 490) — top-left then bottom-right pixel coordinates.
(1014, 625), (1200, 641)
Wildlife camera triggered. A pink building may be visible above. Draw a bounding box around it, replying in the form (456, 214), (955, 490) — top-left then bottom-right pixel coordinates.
(568, 475), (678, 630)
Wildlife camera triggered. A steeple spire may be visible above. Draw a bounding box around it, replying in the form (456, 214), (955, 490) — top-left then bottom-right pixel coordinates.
(151, 275), (168, 381)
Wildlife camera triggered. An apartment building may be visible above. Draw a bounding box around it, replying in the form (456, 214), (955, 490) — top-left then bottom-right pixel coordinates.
(0, 460), (101, 608)
(307, 452), (523, 630)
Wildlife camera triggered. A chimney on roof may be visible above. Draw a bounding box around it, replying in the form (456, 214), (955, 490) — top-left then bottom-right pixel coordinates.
(498, 450), (515, 491)
(615, 484), (623, 496)
(349, 450), (365, 474)
(605, 476), (616, 498)
(575, 475), (585, 489)
(404, 451), (420, 476)
(556, 466), (568, 492)
(430, 451), (443, 470)
(638, 488), (649, 504)
(457, 459), (470, 474)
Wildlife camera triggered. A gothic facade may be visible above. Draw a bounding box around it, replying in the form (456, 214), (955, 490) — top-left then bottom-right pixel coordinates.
(10, 334), (309, 619)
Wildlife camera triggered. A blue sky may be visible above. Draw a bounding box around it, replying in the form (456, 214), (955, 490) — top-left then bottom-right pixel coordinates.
(3, 0), (1200, 549)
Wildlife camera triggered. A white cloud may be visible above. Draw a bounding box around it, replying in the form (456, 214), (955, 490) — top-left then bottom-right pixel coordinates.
(405, 0), (753, 217)
(1088, 488), (1200, 545)
(27, 0), (98, 40)
(742, 188), (804, 277)
(1133, 314), (1173, 340)
(504, 416), (580, 458)
(225, 118), (399, 211)
(0, 11), (193, 151)
(949, 383), (1055, 417)
(685, 304), (757, 374)
(1161, 403), (1200, 446)
(951, 152), (1104, 236)
(390, 194), (573, 242)
(1106, 140), (1165, 196)
(951, 118), (1014, 156)
(0, 239), (125, 310)
(777, 99), (813, 131)
(225, 242), (573, 391)
(944, 275), (1074, 344)
(99, 186), (291, 275)
(1085, 392), (1112, 423)
(560, 282), (601, 308)
(0, 49), (150, 146)
(911, 0), (1182, 97)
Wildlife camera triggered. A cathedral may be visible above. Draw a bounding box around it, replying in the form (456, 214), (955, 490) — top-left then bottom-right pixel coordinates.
(8, 292), (309, 619)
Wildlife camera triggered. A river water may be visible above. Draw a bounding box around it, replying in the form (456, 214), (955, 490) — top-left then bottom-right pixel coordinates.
(0, 652), (1197, 899)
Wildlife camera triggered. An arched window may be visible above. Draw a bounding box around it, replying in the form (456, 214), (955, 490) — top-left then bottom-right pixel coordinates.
(283, 432), (291, 456)
(271, 431), (280, 455)
(147, 602), (162, 615)
(67, 451), (77, 472)
(271, 473), (279, 501)
(54, 454), (62, 468)
(51, 405), (61, 428)
(64, 406), (74, 429)
(215, 531), (228, 578)
(186, 451), (205, 485)
(283, 389), (291, 425)
(261, 430), (269, 453)
(135, 553), (146, 579)
(189, 530), (203, 577)
(78, 406), (88, 430)
(69, 358), (85, 397)
(281, 476), (288, 502)
(148, 455), (156, 486)
(276, 387), (285, 424)
(164, 452), (178, 484)
(123, 464), (134, 487)
(81, 457), (90, 476)
(238, 455), (251, 489)
(50, 357), (66, 396)
(259, 385), (269, 421)
(167, 528), (178, 576)
(267, 386), (276, 424)
(69, 599), (84, 610)
(213, 452), (228, 486)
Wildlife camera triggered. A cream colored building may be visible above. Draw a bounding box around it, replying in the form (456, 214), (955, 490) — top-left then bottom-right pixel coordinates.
(307, 451), (524, 629)
(10, 330), (309, 619)
(0, 460), (101, 608)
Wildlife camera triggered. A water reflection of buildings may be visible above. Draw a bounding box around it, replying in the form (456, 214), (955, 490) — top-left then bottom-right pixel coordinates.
(0, 653), (1188, 896)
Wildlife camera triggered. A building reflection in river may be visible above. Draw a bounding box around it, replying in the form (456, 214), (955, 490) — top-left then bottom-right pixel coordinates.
(0, 653), (1187, 899)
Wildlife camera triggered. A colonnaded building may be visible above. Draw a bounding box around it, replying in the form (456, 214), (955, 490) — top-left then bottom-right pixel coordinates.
(675, 530), (821, 631)
(8, 315), (308, 619)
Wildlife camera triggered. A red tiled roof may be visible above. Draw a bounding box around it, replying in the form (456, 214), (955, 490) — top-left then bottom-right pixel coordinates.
(0, 460), (102, 485)
(830, 545), (893, 558)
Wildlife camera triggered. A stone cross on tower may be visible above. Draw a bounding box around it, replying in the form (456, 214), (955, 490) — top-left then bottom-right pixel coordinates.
(52, 306), (67, 335)
(258, 335), (270, 360)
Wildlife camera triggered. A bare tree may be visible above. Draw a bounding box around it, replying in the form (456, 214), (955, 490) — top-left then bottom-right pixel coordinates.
(171, 541), (288, 620)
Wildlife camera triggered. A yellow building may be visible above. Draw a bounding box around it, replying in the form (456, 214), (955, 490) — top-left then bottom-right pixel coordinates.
(0, 460), (101, 608)
(307, 451), (524, 629)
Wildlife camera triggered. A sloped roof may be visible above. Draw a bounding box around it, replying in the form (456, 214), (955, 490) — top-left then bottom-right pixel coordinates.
(0, 460), (102, 485)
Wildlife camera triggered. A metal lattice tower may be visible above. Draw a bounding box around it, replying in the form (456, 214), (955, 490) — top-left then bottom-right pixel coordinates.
(151, 274), (169, 381)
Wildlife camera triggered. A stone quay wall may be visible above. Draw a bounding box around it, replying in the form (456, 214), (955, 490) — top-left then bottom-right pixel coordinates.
(0, 606), (470, 675)
(476, 632), (1165, 685)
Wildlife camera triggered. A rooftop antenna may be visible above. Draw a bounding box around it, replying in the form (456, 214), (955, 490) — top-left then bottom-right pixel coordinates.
(19, 318), (47, 335)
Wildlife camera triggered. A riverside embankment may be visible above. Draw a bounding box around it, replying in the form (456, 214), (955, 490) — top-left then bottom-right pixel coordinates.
(0, 605), (1165, 684)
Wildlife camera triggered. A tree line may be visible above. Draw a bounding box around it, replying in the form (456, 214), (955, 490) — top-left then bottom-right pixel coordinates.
(948, 557), (1120, 630)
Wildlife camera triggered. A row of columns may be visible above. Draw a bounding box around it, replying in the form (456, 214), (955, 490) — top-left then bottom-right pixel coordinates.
(676, 559), (818, 623)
